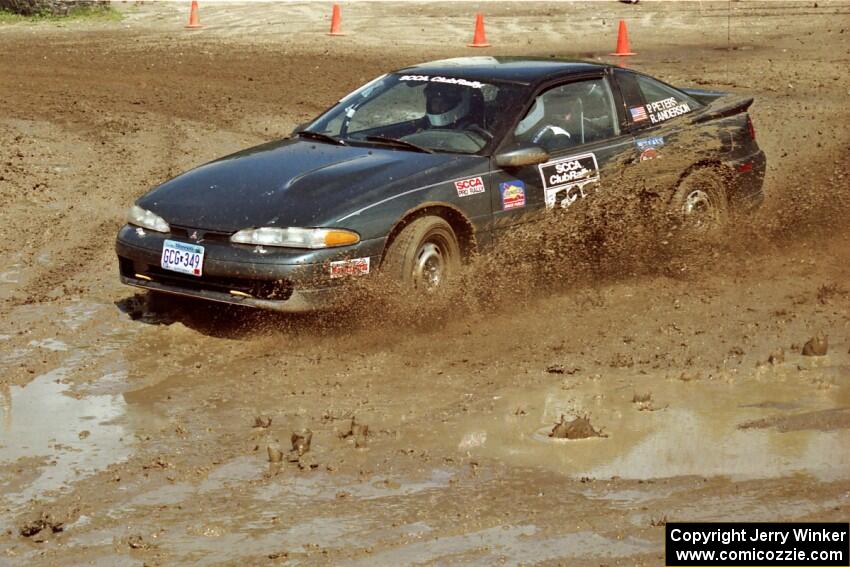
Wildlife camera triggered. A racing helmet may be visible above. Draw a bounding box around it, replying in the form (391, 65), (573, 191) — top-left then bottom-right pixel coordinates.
(425, 83), (471, 127)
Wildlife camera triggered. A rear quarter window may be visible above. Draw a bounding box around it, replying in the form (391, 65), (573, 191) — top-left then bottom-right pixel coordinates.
(615, 70), (701, 127)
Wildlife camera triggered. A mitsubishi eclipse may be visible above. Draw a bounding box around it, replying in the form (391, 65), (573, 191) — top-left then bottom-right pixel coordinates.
(116, 57), (766, 312)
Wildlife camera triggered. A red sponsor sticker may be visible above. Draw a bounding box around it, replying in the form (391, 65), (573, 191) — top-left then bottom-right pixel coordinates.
(329, 257), (370, 279)
(639, 148), (659, 161)
(454, 176), (485, 197)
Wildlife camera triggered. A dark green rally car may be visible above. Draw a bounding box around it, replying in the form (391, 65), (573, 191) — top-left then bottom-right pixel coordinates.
(116, 57), (766, 312)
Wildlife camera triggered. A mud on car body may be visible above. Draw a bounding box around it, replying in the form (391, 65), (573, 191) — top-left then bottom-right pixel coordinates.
(116, 57), (766, 312)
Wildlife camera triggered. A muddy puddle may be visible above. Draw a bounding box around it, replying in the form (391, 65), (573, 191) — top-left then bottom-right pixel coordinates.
(446, 362), (850, 481)
(0, 300), (158, 513)
(0, 363), (131, 507)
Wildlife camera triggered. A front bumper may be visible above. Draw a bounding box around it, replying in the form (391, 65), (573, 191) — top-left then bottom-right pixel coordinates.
(118, 273), (340, 312)
(115, 225), (386, 313)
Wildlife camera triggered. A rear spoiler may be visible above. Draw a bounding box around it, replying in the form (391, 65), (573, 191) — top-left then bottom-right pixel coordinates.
(685, 91), (755, 124)
(680, 87), (728, 105)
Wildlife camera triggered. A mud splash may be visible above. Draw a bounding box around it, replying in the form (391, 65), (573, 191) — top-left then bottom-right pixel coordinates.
(321, 151), (719, 329)
(319, 138), (849, 333)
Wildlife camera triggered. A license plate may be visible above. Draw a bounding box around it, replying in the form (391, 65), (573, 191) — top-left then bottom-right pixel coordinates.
(161, 239), (205, 277)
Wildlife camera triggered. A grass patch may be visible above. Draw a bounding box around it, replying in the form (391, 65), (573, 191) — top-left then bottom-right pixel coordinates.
(0, 4), (122, 24)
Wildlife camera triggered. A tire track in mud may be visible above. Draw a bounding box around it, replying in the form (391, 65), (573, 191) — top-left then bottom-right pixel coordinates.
(0, 92), (265, 311)
(0, 115), (163, 309)
(10, 219), (117, 307)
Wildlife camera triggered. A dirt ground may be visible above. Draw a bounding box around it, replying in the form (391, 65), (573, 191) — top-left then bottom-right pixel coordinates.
(1, 1), (849, 565)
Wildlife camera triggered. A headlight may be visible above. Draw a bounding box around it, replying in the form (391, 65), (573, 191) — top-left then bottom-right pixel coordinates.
(230, 227), (360, 249)
(127, 205), (169, 233)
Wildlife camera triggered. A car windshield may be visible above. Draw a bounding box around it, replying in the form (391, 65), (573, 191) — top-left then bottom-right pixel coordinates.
(304, 73), (527, 154)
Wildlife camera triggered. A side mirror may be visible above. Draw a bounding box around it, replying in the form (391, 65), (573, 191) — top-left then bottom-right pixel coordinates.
(495, 144), (550, 168)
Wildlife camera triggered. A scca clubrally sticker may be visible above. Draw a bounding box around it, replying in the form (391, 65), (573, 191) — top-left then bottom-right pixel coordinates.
(538, 152), (600, 209)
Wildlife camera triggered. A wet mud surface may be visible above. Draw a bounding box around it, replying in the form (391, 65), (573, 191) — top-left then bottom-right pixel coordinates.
(1, 1), (849, 564)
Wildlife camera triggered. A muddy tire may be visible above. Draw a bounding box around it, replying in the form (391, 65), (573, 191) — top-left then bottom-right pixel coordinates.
(669, 167), (730, 236)
(381, 216), (461, 293)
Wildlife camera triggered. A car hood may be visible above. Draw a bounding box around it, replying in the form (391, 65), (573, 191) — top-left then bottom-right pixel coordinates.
(137, 139), (466, 233)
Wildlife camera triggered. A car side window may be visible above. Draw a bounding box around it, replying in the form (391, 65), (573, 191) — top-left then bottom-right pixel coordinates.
(513, 78), (619, 153)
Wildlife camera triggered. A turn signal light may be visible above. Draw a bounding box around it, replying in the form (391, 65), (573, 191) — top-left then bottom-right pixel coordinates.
(324, 230), (360, 247)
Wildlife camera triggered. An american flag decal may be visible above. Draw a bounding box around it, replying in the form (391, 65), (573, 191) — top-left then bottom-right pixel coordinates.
(630, 106), (648, 122)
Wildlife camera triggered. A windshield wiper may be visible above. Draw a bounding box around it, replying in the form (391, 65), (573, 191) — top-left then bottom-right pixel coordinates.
(295, 130), (345, 145)
(364, 136), (434, 154)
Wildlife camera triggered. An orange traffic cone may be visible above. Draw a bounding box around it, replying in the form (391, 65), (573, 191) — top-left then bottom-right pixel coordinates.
(328, 4), (345, 36)
(186, 0), (202, 29)
(610, 19), (635, 56)
(468, 13), (490, 48)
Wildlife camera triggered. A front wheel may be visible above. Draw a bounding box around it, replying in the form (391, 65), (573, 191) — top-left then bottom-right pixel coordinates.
(381, 216), (461, 293)
(669, 167), (730, 236)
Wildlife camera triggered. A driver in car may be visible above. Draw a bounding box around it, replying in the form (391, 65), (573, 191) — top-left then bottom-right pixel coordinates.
(531, 93), (581, 152)
(423, 83), (481, 130)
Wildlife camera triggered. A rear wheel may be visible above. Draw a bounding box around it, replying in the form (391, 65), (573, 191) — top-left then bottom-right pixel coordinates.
(381, 216), (461, 293)
(670, 167), (729, 236)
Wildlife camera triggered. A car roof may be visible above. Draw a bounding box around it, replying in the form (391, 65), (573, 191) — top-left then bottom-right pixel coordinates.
(396, 57), (610, 86)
